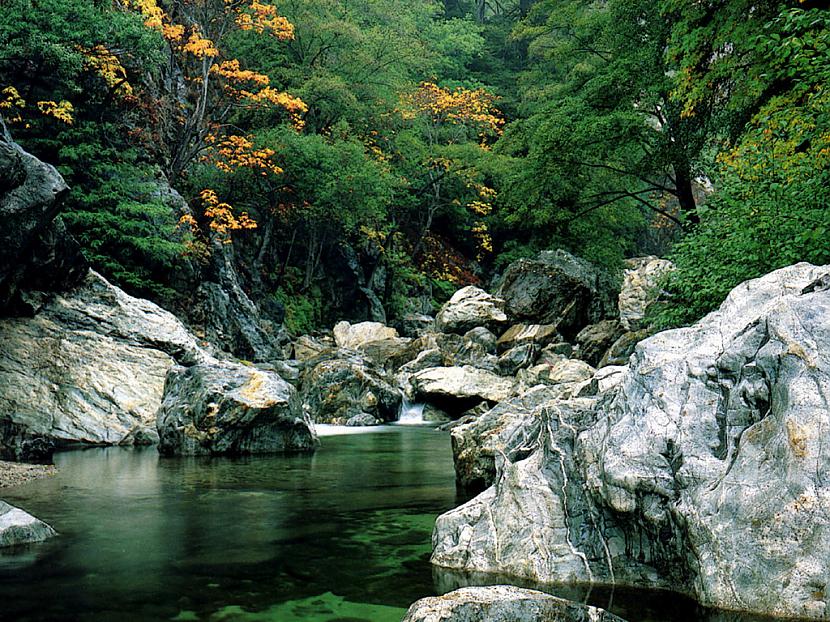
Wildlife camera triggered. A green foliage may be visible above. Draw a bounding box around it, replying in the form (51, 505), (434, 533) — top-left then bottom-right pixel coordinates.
(655, 6), (830, 327)
(57, 123), (187, 300)
(274, 279), (323, 336)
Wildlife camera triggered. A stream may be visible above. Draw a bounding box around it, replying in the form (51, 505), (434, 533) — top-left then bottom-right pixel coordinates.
(0, 427), (776, 622)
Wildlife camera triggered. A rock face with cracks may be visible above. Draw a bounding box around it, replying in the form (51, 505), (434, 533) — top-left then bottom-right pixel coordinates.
(0, 270), (209, 460)
(402, 586), (626, 622)
(157, 360), (318, 456)
(432, 263), (830, 620)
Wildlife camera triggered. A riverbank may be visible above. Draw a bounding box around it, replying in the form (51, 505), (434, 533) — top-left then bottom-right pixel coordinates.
(0, 461), (56, 489)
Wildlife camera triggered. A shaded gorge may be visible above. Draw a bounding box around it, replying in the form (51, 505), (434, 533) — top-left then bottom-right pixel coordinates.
(0, 427), (783, 622)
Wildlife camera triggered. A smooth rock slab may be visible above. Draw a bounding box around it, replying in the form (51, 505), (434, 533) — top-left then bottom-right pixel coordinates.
(157, 360), (318, 456)
(435, 286), (508, 334)
(0, 501), (56, 548)
(0, 270), (208, 460)
(402, 586), (625, 622)
(410, 366), (516, 413)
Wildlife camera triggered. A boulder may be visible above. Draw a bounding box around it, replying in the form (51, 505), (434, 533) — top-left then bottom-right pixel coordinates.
(333, 320), (399, 349)
(402, 586), (625, 622)
(618, 256), (674, 330)
(0, 501), (57, 548)
(423, 404), (452, 424)
(496, 250), (617, 339)
(496, 324), (559, 353)
(356, 338), (414, 370)
(451, 386), (573, 492)
(464, 327), (497, 354)
(496, 344), (537, 376)
(399, 313), (435, 338)
(574, 320), (624, 366)
(300, 355), (401, 424)
(598, 329), (649, 367)
(157, 360), (317, 456)
(431, 263), (830, 620)
(293, 335), (333, 362)
(0, 123), (86, 313)
(0, 270), (209, 461)
(409, 366), (516, 414)
(345, 413), (381, 427)
(435, 286), (508, 334)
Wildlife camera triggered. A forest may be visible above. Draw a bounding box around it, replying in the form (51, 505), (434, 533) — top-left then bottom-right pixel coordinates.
(2, 0), (827, 334)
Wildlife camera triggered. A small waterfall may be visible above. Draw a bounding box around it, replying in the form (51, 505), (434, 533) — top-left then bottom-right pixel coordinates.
(397, 397), (426, 425)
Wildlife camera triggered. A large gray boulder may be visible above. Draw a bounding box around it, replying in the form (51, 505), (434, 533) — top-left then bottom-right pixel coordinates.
(402, 586), (625, 622)
(436, 286), (508, 334)
(0, 270), (209, 460)
(451, 386), (593, 492)
(157, 360), (317, 456)
(0, 501), (56, 547)
(300, 353), (401, 424)
(496, 250), (617, 340)
(432, 263), (830, 620)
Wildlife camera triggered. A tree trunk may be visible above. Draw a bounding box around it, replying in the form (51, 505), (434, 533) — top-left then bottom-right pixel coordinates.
(673, 163), (699, 226)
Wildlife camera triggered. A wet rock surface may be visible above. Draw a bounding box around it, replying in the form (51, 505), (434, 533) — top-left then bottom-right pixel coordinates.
(431, 263), (830, 620)
(402, 586), (626, 622)
(157, 359), (317, 456)
(0, 501), (56, 548)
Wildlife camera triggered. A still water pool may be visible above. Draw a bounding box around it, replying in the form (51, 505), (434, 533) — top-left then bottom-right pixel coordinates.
(0, 427), (776, 622)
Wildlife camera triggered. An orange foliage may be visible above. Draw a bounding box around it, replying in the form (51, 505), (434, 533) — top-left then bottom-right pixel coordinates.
(205, 134), (284, 176)
(401, 82), (504, 136)
(83, 45), (133, 97)
(198, 189), (257, 240)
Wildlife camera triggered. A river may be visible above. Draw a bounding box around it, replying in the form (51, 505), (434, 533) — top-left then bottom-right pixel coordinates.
(0, 427), (774, 622)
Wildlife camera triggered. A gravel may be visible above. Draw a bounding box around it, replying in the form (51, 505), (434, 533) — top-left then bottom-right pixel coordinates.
(0, 461), (56, 489)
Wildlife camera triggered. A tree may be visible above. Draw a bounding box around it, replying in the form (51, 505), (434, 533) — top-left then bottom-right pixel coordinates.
(655, 6), (830, 326)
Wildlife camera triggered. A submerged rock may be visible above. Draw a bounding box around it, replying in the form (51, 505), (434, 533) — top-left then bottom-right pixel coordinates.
(402, 586), (625, 622)
(432, 263), (830, 620)
(435, 286), (508, 334)
(0, 270), (208, 461)
(0, 501), (56, 548)
(157, 360), (317, 456)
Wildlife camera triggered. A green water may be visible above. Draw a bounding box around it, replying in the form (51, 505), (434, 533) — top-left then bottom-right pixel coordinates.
(0, 427), (779, 622)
